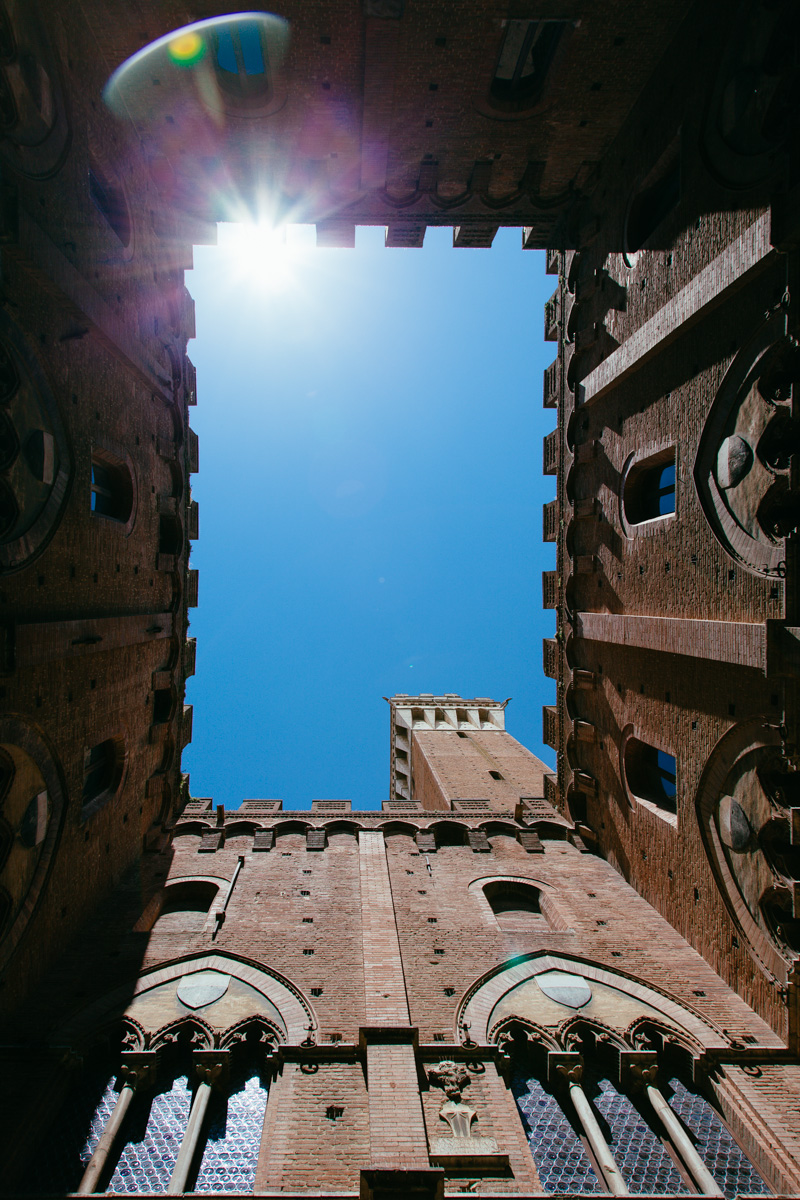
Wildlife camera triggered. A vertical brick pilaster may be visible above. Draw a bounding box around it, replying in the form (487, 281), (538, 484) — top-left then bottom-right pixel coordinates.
(359, 830), (410, 1023)
(365, 1038), (430, 1172)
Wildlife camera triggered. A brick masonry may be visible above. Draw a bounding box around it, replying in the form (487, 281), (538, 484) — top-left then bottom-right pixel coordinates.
(0, 0), (799, 1196)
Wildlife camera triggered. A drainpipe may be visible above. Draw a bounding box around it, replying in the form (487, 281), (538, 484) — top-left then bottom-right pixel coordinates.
(212, 854), (244, 939)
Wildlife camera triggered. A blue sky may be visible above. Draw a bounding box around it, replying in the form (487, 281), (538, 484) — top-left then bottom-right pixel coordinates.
(183, 223), (555, 810)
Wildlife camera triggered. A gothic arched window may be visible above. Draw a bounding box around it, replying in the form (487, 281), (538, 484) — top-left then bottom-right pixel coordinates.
(88, 162), (132, 248)
(509, 1036), (770, 1197)
(28, 1026), (271, 1194)
(213, 20), (272, 105)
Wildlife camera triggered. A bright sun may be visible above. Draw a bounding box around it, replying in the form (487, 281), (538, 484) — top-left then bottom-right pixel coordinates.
(217, 221), (314, 294)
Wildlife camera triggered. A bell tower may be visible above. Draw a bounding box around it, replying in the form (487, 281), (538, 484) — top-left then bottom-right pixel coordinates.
(388, 694), (552, 815)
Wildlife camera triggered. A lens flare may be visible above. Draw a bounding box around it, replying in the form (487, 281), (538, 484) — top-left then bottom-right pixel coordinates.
(167, 32), (206, 66)
(214, 220), (315, 295)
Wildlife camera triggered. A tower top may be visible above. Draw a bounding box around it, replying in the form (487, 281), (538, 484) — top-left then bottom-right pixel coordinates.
(388, 694), (510, 802)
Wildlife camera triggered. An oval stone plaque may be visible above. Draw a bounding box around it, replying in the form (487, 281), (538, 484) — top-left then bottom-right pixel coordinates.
(176, 970), (231, 1010)
(719, 794), (753, 852)
(535, 970), (592, 1009)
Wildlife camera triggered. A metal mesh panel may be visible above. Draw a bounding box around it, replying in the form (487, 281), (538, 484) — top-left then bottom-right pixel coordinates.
(109, 1074), (193, 1192)
(193, 1071), (269, 1192)
(667, 1077), (770, 1199)
(585, 1070), (688, 1195)
(511, 1068), (601, 1193)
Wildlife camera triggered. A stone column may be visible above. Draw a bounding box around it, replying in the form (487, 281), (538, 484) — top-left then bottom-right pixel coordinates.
(167, 1051), (229, 1195)
(77, 1051), (157, 1195)
(550, 1053), (629, 1197)
(627, 1059), (723, 1198)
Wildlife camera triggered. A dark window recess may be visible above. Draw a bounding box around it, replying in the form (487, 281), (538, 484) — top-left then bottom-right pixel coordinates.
(490, 20), (565, 108)
(91, 455), (133, 523)
(489, 770), (503, 780)
(88, 165), (131, 247)
(625, 453), (676, 524)
(484, 881), (544, 930)
(433, 1033), (446, 1041)
(303, 947), (314, 955)
(154, 880), (218, 932)
(159, 514), (182, 556)
(311, 987), (323, 996)
(627, 155), (681, 252)
(625, 739), (677, 814)
(443, 987), (455, 997)
(82, 739), (122, 810)
(326, 1105), (343, 1120)
(434, 948), (445, 955)
(152, 688), (173, 724)
(213, 21), (272, 103)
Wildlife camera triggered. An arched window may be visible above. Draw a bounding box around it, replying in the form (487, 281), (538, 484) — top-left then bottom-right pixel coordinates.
(213, 20), (272, 105)
(624, 452), (676, 525)
(510, 1036), (769, 1196)
(152, 880), (219, 933)
(81, 738), (124, 815)
(90, 451), (133, 523)
(484, 881), (545, 931)
(29, 1027), (270, 1194)
(490, 20), (566, 110)
(625, 739), (677, 816)
(88, 162), (132, 248)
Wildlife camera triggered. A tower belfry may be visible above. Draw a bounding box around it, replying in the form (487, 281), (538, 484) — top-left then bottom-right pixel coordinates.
(390, 694), (551, 815)
(1, 0), (799, 1193)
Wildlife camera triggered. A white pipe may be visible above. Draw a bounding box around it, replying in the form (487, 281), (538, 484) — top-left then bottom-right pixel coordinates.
(568, 1081), (629, 1196)
(646, 1083), (723, 1197)
(77, 1082), (135, 1194)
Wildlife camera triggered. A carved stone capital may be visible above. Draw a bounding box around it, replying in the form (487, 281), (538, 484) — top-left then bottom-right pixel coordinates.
(547, 1050), (583, 1088)
(193, 1049), (230, 1091)
(620, 1051), (658, 1092)
(119, 1050), (158, 1091)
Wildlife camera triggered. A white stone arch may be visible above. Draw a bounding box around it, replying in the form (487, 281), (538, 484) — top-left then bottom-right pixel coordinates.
(57, 952), (316, 1047)
(458, 953), (734, 1051)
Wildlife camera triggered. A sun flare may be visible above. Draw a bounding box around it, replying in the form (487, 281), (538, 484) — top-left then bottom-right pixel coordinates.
(217, 221), (313, 294)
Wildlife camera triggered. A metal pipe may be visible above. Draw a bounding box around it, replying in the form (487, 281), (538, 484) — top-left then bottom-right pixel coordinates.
(77, 1082), (136, 1194)
(645, 1083), (723, 1197)
(212, 854), (244, 938)
(167, 1080), (212, 1194)
(568, 1081), (629, 1196)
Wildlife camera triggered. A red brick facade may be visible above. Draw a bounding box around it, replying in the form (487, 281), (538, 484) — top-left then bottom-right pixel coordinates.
(1, 0), (799, 1196)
